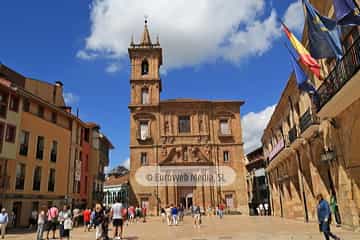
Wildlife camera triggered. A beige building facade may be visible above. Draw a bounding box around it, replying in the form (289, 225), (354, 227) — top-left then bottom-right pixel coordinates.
(262, 0), (360, 229)
(0, 64), (113, 226)
(128, 22), (248, 215)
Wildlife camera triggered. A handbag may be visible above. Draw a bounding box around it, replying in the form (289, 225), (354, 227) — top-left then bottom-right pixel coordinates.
(64, 218), (73, 230)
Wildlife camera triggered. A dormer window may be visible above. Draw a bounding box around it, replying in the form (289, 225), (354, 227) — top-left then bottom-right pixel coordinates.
(141, 88), (149, 104)
(141, 59), (149, 75)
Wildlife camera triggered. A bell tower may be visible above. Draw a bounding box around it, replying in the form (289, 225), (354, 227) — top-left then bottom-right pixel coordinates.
(128, 20), (163, 106)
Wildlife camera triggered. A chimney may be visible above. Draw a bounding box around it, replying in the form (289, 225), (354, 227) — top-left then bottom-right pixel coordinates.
(53, 81), (64, 105)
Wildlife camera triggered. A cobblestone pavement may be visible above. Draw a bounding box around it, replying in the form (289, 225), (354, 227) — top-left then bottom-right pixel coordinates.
(4, 215), (360, 240)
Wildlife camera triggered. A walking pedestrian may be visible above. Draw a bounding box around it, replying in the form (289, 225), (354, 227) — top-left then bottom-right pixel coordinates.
(83, 208), (91, 232)
(135, 206), (141, 223)
(141, 205), (147, 223)
(160, 207), (166, 223)
(72, 207), (80, 228)
(316, 194), (341, 240)
(46, 204), (59, 240)
(171, 205), (178, 226)
(36, 206), (46, 240)
(165, 205), (172, 226)
(128, 206), (135, 224)
(90, 207), (96, 230)
(102, 207), (110, 240)
(59, 205), (72, 240)
(111, 198), (124, 240)
(29, 208), (38, 230)
(0, 208), (9, 239)
(218, 203), (225, 219)
(94, 204), (104, 240)
(193, 205), (201, 228)
(330, 192), (341, 226)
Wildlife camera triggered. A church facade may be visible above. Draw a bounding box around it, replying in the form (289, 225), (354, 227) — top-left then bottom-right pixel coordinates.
(128, 21), (248, 215)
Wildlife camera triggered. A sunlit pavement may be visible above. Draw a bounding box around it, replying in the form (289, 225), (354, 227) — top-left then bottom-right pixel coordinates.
(4, 215), (360, 240)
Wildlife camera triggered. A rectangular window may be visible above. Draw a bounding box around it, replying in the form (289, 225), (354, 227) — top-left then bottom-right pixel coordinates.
(5, 125), (16, 143)
(37, 105), (44, 118)
(9, 95), (19, 112)
(0, 122), (4, 153)
(15, 163), (26, 190)
(36, 136), (44, 160)
(223, 151), (230, 162)
(0, 90), (8, 118)
(51, 112), (57, 123)
(48, 169), (56, 192)
(19, 130), (30, 156)
(140, 152), (148, 165)
(23, 99), (30, 112)
(220, 120), (230, 135)
(139, 121), (149, 140)
(178, 116), (190, 133)
(32, 166), (42, 191)
(50, 141), (58, 162)
(84, 128), (90, 142)
(141, 88), (149, 104)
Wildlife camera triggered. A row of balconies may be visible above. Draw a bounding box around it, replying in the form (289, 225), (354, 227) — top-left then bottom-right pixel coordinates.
(266, 108), (319, 162)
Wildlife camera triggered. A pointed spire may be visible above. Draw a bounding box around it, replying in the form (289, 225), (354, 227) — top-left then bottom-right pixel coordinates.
(130, 34), (134, 46)
(141, 18), (152, 45)
(156, 35), (160, 45)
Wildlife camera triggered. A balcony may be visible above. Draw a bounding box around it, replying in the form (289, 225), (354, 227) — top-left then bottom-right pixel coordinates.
(317, 36), (360, 118)
(288, 126), (298, 144)
(299, 108), (319, 139)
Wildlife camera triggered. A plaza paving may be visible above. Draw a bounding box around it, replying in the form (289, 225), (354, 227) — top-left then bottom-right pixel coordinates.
(4, 215), (360, 240)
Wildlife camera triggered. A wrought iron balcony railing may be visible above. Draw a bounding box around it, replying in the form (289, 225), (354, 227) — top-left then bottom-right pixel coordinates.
(318, 36), (360, 110)
(300, 108), (318, 133)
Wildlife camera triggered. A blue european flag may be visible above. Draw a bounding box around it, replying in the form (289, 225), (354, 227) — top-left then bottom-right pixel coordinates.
(333, 0), (360, 25)
(303, 0), (343, 59)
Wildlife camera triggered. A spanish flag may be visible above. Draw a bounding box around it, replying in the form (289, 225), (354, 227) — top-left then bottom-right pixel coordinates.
(282, 23), (322, 80)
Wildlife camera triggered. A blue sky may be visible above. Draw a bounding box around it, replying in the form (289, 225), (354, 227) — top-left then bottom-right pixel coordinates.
(0, 0), (304, 169)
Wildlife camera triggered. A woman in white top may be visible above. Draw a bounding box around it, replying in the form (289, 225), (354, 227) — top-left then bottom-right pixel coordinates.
(59, 205), (72, 240)
(36, 206), (46, 240)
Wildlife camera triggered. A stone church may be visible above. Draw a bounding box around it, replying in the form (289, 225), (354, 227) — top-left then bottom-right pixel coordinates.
(128, 21), (248, 215)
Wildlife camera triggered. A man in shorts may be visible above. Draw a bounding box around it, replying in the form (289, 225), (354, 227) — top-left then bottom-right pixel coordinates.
(111, 198), (124, 240)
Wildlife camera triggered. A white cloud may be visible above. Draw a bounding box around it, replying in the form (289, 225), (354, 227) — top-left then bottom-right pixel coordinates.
(284, 1), (304, 34)
(241, 105), (275, 154)
(122, 157), (130, 169)
(63, 92), (80, 105)
(105, 62), (122, 73)
(78, 0), (285, 71)
(76, 50), (98, 60)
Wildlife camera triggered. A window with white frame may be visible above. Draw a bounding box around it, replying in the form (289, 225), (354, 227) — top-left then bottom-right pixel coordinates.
(139, 121), (149, 140)
(220, 119), (230, 135)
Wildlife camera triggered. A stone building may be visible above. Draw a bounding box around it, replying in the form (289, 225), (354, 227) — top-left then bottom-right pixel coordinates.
(128, 21), (248, 215)
(245, 147), (270, 215)
(262, 0), (360, 229)
(0, 64), (113, 226)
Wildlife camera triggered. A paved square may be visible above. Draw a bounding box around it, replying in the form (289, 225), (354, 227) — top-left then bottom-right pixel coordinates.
(4, 216), (360, 240)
